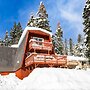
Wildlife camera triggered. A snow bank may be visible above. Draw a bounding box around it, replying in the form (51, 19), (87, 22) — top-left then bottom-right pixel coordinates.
(15, 68), (90, 90)
(0, 68), (90, 90)
(0, 73), (21, 90)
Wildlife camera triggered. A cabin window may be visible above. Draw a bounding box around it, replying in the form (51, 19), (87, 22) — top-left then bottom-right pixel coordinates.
(33, 37), (44, 42)
(33, 37), (44, 46)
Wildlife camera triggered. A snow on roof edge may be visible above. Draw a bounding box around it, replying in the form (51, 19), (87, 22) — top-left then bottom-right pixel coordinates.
(16, 27), (52, 47)
(11, 44), (18, 48)
(26, 27), (52, 36)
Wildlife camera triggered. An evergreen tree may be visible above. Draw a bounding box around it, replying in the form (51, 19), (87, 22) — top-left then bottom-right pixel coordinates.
(73, 44), (83, 57)
(10, 22), (23, 45)
(76, 34), (83, 56)
(73, 35), (86, 57)
(16, 22), (23, 43)
(4, 31), (10, 46)
(78, 34), (82, 44)
(27, 2), (51, 32)
(64, 39), (68, 55)
(27, 14), (36, 27)
(69, 38), (73, 55)
(37, 2), (51, 32)
(83, 0), (90, 62)
(53, 22), (64, 55)
(52, 35), (56, 48)
(10, 22), (17, 45)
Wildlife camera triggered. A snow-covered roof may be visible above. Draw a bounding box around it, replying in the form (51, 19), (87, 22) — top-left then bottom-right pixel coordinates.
(12, 27), (52, 48)
(67, 56), (88, 61)
(25, 27), (52, 36)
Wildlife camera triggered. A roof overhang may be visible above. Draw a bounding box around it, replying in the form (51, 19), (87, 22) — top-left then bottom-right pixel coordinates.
(25, 27), (52, 36)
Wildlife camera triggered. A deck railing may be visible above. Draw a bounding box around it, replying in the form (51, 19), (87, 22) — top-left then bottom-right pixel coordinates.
(25, 53), (67, 67)
(29, 40), (53, 51)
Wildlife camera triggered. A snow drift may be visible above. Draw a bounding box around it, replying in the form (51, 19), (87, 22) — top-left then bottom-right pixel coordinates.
(0, 73), (21, 90)
(0, 68), (90, 90)
(15, 68), (90, 90)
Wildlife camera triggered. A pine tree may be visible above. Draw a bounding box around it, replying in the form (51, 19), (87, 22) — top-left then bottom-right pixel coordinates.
(27, 14), (36, 27)
(64, 39), (68, 55)
(10, 22), (23, 45)
(16, 22), (23, 43)
(73, 44), (83, 57)
(76, 34), (83, 56)
(73, 35), (86, 57)
(53, 22), (64, 55)
(78, 34), (82, 44)
(27, 2), (51, 32)
(10, 22), (17, 45)
(74, 34), (83, 56)
(69, 38), (73, 55)
(4, 31), (10, 46)
(83, 0), (90, 62)
(36, 2), (51, 32)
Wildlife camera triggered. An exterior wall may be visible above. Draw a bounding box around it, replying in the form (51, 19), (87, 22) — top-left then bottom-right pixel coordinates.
(14, 32), (28, 71)
(0, 32), (28, 72)
(0, 47), (17, 71)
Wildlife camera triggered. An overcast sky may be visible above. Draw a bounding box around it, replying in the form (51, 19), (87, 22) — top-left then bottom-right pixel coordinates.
(0, 0), (85, 43)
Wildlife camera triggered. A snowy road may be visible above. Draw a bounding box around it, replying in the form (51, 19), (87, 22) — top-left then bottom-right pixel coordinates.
(0, 68), (90, 90)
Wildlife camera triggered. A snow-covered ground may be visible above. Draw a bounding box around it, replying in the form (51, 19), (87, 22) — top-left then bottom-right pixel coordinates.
(0, 68), (90, 90)
(0, 73), (21, 90)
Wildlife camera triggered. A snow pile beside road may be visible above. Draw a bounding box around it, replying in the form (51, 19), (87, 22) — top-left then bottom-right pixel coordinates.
(16, 68), (90, 90)
(0, 73), (21, 90)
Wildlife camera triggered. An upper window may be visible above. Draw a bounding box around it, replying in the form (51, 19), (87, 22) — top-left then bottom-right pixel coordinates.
(33, 37), (44, 42)
(33, 37), (44, 46)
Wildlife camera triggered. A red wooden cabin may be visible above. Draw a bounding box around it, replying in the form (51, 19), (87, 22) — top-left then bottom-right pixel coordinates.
(0, 27), (67, 79)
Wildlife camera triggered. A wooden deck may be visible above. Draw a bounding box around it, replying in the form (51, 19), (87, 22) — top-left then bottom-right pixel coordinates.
(25, 53), (67, 67)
